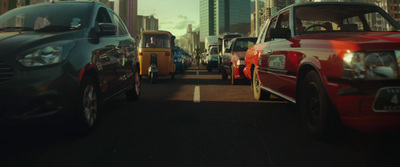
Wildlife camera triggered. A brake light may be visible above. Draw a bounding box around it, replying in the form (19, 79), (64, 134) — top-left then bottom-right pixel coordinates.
(138, 52), (143, 56)
(165, 52), (171, 56)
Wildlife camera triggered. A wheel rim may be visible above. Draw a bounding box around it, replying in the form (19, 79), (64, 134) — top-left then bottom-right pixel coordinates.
(254, 73), (260, 94)
(83, 84), (97, 126)
(305, 82), (321, 127)
(134, 72), (140, 96)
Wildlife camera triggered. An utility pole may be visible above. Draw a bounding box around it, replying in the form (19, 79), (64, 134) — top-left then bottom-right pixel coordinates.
(255, 0), (259, 37)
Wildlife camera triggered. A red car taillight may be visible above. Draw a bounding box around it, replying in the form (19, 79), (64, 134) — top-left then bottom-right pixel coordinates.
(138, 52), (143, 56)
(165, 52), (171, 56)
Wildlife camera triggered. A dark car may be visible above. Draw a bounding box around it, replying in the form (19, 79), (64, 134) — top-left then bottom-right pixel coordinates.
(221, 37), (257, 84)
(0, 1), (140, 132)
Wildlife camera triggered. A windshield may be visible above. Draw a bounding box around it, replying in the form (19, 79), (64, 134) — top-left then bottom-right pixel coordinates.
(295, 4), (400, 35)
(210, 47), (218, 54)
(0, 4), (91, 32)
(233, 38), (257, 51)
(140, 34), (171, 48)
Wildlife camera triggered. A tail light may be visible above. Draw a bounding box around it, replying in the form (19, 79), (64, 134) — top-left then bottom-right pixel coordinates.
(138, 52), (143, 56)
(165, 52), (171, 56)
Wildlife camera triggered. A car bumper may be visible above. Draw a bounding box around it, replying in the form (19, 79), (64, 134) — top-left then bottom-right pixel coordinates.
(0, 66), (78, 120)
(232, 65), (245, 79)
(208, 61), (219, 68)
(174, 62), (184, 69)
(336, 85), (400, 132)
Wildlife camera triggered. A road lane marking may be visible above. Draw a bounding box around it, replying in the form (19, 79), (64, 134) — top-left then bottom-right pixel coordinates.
(194, 86), (200, 103)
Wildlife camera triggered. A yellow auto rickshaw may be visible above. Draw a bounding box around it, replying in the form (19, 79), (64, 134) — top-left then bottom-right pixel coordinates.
(138, 31), (176, 83)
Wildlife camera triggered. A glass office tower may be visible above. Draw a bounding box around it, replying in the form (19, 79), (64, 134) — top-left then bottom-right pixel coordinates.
(200, 0), (251, 41)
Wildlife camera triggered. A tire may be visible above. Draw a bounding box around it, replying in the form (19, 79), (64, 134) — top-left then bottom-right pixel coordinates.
(221, 68), (228, 80)
(231, 65), (236, 85)
(75, 77), (101, 133)
(150, 72), (157, 84)
(207, 64), (212, 72)
(299, 71), (340, 140)
(126, 69), (141, 101)
(252, 70), (269, 100)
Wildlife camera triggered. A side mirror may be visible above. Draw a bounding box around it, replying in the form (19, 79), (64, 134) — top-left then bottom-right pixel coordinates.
(270, 28), (291, 40)
(98, 23), (117, 36)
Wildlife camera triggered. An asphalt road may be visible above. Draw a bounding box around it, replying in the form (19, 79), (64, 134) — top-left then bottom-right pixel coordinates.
(1, 64), (400, 167)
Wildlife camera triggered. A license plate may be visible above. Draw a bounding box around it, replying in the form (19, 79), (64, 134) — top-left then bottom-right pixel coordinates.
(373, 87), (400, 112)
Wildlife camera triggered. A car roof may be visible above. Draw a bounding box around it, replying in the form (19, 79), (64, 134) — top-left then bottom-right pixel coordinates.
(13, 1), (103, 11)
(274, 1), (378, 18)
(142, 30), (173, 36)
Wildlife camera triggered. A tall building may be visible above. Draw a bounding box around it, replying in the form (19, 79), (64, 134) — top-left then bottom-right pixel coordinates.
(265, 0), (294, 19)
(200, 0), (251, 41)
(0, 0), (10, 15)
(136, 15), (159, 33)
(114, 0), (138, 37)
(200, 0), (215, 41)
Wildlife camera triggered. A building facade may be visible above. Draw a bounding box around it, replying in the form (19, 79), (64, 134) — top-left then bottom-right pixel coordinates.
(200, 0), (251, 41)
(114, 0), (138, 37)
(136, 15), (159, 33)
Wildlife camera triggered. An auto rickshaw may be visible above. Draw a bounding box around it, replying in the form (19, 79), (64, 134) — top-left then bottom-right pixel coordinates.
(138, 31), (176, 83)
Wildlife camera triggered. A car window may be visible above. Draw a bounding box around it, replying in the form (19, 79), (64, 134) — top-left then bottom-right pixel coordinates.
(210, 47), (218, 54)
(226, 40), (234, 51)
(96, 7), (112, 24)
(277, 11), (290, 29)
(234, 39), (257, 51)
(294, 4), (399, 35)
(110, 12), (129, 36)
(0, 4), (90, 31)
(264, 16), (277, 42)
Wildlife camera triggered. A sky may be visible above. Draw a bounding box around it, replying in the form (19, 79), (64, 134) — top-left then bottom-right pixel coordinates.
(137, 0), (200, 38)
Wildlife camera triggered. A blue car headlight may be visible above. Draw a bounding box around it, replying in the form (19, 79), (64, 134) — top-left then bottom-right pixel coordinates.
(17, 41), (75, 67)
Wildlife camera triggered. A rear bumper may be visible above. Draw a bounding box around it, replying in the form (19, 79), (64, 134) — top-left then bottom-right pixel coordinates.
(232, 65), (246, 79)
(207, 61), (219, 68)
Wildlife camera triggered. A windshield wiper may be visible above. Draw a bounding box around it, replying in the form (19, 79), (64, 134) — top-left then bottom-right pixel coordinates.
(0, 26), (33, 32)
(35, 26), (75, 32)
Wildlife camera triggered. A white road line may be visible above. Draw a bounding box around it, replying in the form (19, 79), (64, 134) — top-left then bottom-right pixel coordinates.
(194, 86), (200, 103)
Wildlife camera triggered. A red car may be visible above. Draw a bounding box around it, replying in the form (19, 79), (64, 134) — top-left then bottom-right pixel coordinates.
(252, 2), (400, 139)
(244, 24), (270, 94)
(221, 37), (257, 84)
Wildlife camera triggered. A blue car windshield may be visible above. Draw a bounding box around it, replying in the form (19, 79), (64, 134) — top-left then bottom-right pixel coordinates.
(0, 3), (91, 32)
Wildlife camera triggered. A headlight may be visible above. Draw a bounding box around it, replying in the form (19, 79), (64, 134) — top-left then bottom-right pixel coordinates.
(342, 51), (398, 80)
(237, 60), (245, 66)
(17, 42), (74, 67)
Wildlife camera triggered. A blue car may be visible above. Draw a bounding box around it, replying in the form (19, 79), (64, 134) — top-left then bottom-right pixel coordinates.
(174, 46), (184, 73)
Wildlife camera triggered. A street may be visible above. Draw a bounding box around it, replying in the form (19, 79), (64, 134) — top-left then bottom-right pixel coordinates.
(1, 64), (400, 167)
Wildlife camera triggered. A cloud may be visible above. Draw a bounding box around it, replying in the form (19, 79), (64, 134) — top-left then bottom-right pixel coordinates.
(170, 14), (196, 30)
